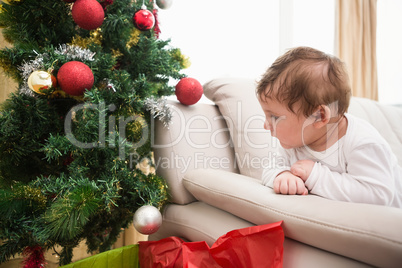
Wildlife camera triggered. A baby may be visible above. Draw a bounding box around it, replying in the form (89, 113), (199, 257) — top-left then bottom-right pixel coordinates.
(257, 46), (402, 208)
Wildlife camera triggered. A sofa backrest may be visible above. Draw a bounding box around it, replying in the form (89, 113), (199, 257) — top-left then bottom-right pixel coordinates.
(348, 97), (402, 165)
(203, 78), (279, 180)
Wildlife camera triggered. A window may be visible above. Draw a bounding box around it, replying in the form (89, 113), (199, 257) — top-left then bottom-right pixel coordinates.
(158, 0), (399, 105)
(158, 0), (280, 83)
(377, 0), (402, 105)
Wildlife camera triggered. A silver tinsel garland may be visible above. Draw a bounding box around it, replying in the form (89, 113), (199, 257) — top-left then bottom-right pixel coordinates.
(54, 44), (96, 62)
(144, 96), (173, 128)
(17, 50), (47, 97)
(17, 44), (96, 97)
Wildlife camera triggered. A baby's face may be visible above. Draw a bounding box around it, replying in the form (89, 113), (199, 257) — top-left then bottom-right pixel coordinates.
(258, 96), (317, 149)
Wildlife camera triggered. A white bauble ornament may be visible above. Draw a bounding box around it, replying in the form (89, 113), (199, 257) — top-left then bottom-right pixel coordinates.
(133, 205), (162, 235)
(156, 0), (173, 10)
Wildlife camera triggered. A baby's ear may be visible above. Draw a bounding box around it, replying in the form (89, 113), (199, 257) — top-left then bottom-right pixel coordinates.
(312, 105), (331, 128)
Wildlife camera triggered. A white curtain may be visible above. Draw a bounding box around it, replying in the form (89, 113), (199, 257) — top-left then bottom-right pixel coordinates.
(336, 0), (378, 100)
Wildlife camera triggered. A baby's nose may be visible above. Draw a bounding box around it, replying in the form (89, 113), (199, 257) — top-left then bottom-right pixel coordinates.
(264, 121), (271, 131)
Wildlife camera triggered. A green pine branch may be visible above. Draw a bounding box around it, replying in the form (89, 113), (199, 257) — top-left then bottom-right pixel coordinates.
(39, 184), (101, 242)
(0, 0), (75, 47)
(0, 0), (180, 264)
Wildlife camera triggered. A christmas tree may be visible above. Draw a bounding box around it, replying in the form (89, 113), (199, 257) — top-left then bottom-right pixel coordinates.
(0, 0), (186, 265)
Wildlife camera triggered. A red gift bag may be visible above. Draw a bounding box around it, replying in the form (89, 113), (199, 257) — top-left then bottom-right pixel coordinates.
(138, 236), (184, 268)
(139, 221), (284, 268)
(182, 241), (221, 268)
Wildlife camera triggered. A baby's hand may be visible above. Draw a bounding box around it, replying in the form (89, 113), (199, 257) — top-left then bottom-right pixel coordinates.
(273, 171), (308, 195)
(290, 160), (315, 182)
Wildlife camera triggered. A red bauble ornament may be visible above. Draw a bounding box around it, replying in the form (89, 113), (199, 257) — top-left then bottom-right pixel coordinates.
(133, 7), (155, 31)
(72, 0), (105, 30)
(57, 61), (94, 96)
(175, 77), (203, 106)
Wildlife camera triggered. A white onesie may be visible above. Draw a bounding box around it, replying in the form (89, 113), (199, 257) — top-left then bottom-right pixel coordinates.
(262, 113), (402, 208)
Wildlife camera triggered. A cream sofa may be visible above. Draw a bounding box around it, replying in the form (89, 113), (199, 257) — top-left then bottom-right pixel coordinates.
(149, 78), (402, 268)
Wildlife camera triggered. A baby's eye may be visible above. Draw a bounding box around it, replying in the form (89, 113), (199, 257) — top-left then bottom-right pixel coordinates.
(271, 115), (279, 121)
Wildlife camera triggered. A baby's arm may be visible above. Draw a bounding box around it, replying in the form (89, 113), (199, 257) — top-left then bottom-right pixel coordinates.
(290, 160), (315, 182)
(305, 144), (398, 206)
(262, 148), (309, 196)
(274, 171), (308, 195)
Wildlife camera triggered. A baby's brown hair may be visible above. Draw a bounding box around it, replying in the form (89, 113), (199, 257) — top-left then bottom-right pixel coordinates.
(257, 46), (351, 118)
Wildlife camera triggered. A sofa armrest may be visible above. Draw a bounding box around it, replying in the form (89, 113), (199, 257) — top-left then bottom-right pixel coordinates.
(183, 168), (402, 268)
(152, 100), (238, 205)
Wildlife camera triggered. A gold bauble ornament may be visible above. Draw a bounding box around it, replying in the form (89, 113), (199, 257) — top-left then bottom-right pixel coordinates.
(28, 71), (54, 95)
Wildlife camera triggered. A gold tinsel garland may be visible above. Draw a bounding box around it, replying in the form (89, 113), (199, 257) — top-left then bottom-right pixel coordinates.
(71, 29), (102, 48)
(13, 185), (47, 210)
(125, 113), (147, 144)
(170, 48), (191, 69)
(126, 28), (142, 49)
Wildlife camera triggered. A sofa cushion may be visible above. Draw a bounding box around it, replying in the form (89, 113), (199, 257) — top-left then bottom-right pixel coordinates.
(203, 78), (277, 180)
(182, 168), (402, 268)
